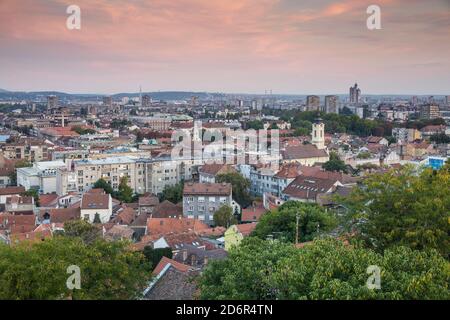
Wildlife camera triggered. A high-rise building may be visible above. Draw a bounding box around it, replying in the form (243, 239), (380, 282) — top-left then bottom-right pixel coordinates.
(306, 95), (320, 111)
(311, 118), (325, 150)
(420, 104), (440, 120)
(103, 96), (112, 107)
(324, 95), (339, 113)
(142, 95), (151, 107)
(47, 95), (58, 110)
(349, 83), (361, 104)
(445, 95), (450, 106)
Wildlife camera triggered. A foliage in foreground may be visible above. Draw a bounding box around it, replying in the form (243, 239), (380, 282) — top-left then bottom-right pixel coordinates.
(0, 237), (151, 300)
(252, 201), (337, 243)
(341, 165), (450, 257)
(198, 237), (450, 300)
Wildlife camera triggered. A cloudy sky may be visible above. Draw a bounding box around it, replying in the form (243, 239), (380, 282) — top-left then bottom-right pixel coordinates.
(0, 0), (449, 94)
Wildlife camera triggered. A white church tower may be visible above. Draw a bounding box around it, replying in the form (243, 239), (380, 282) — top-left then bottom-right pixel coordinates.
(312, 118), (325, 150)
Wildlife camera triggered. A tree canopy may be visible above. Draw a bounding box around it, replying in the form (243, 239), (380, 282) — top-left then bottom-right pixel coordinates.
(216, 172), (252, 208)
(340, 165), (450, 257)
(213, 205), (237, 228)
(159, 182), (184, 203)
(93, 178), (113, 195)
(198, 237), (449, 300)
(252, 201), (337, 243)
(322, 152), (348, 173)
(0, 237), (151, 300)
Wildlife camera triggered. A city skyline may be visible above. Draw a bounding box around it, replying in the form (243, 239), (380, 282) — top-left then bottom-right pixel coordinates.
(0, 0), (449, 95)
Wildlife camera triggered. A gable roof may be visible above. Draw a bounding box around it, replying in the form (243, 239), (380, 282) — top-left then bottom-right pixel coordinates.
(147, 218), (209, 235)
(282, 144), (328, 160)
(0, 186), (25, 196)
(235, 223), (257, 236)
(283, 176), (339, 200)
(81, 192), (110, 210)
(151, 200), (183, 219)
(39, 207), (81, 223)
(39, 194), (59, 208)
(199, 164), (236, 176)
(152, 256), (193, 276)
(139, 194), (159, 207)
(183, 182), (232, 196)
(241, 205), (267, 222)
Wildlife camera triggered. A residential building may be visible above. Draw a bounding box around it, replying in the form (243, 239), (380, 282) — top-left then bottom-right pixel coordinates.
(420, 104), (440, 120)
(47, 95), (58, 110)
(17, 160), (67, 194)
(183, 182), (233, 225)
(80, 189), (113, 223)
(325, 95), (339, 114)
(349, 83), (361, 104)
(392, 128), (422, 143)
(306, 95), (320, 111)
(198, 164), (237, 183)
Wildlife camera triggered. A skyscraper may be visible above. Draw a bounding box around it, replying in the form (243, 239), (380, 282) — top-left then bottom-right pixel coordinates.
(349, 83), (361, 104)
(47, 95), (58, 110)
(325, 95), (339, 114)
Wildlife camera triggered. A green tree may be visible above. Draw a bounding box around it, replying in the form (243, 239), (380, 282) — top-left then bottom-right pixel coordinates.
(0, 237), (151, 300)
(341, 165), (450, 257)
(322, 152), (348, 173)
(246, 120), (264, 130)
(72, 126), (96, 135)
(159, 182), (184, 203)
(213, 205), (237, 228)
(63, 219), (100, 244)
(117, 176), (134, 203)
(22, 189), (40, 207)
(143, 247), (173, 270)
(198, 238), (450, 300)
(252, 201), (337, 243)
(430, 133), (450, 144)
(216, 172), (252, 208)
(93, 178), (113, 195)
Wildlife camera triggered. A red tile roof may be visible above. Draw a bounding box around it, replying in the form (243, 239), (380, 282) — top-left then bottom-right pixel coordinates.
(0, 186), (25, 196)
(183, 182), (232, 196)
(242, 205), (267, 222)
(147, 218), (209, 236)
(152, 256), (192, 276)
(236, 223), (257, 236)
(282, 144), (328, 160)
(81, 193), (110, 210)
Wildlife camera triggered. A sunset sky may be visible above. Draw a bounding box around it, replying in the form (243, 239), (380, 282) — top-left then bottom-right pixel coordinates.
(0, 0), (449, 95)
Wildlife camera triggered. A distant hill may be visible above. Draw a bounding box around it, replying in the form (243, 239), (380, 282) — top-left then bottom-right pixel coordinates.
(0, 89), (9, 93)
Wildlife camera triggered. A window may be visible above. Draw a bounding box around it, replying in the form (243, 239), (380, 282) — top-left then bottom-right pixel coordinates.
(198, 197), (205, 203)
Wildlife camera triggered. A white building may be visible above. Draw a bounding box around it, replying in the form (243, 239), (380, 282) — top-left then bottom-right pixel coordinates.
(17, 160), (67, 194)
(80, 190), (113, 223)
